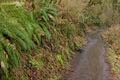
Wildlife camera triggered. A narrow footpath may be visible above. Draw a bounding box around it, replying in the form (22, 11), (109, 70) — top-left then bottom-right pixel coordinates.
(64, 32), (111, 80)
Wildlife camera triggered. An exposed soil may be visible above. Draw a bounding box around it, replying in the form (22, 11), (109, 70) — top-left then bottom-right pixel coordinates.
(64, 31), (111, 80)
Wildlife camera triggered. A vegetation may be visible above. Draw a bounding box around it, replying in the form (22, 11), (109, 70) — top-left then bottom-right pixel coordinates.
(0, 0), (119, 80)
(100, 0), (120, 80)
(102, 25), (120, 80)
(0, 0), (85, 80)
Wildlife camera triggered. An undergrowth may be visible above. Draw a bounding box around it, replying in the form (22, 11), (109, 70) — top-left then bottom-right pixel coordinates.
(102, 25), (120, 80)
(0, 0), (85, 80)
(0, 0), (119, 80)
(101, 0), (120, 80)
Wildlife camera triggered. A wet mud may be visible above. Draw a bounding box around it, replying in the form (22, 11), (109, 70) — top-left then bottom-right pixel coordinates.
(64, 32), (110, 80)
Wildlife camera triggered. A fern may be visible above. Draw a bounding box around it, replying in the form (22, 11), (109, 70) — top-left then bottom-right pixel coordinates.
(0, 42), (9, 78)
(0, 2), (45, 79)
(0, 0), (58, 79)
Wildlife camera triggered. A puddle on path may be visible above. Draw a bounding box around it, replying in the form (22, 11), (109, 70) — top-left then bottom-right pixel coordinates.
(64, 32), (111, 80)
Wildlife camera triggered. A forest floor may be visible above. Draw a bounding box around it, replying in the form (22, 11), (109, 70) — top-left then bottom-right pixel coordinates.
(63, 30), (111, 80)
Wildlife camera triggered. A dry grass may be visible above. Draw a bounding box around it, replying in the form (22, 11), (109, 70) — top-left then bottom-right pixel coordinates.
(57, 0), (89, 23)
(0, 0), (86, 80)
(102, 24), (120, 80)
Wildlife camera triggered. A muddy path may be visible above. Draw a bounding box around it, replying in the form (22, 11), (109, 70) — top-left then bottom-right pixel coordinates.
(64, 31), (111, 80)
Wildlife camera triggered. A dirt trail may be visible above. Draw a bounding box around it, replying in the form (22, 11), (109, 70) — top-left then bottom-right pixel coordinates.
(64, 31), (110, 80)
